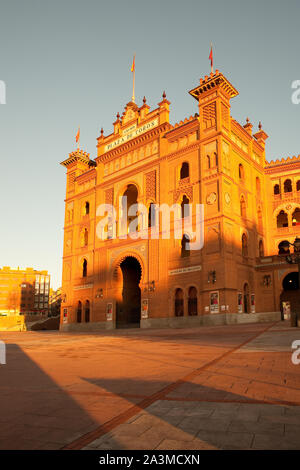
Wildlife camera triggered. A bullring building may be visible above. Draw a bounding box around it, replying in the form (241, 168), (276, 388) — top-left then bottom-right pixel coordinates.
(60, 69), (300, 330)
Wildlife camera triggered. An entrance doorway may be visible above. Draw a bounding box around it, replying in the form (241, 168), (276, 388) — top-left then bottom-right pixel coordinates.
(243, 283), (250, 313)
(280, 272), (300, 319)
(116, 256), (141, 328)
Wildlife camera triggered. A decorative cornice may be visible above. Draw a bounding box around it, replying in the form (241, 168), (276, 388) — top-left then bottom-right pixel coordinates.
(60, 149), (90, 167)
(189, 70), (239, 101)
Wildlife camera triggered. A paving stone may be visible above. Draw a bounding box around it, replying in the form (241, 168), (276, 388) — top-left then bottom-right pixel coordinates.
(195, 429), (254, 450)
(228, 419), (284, 436)
(259, 414), (300, 425)
(181, 416), (231, 433)
(156, 438), (217, 450)
(140, 422), (197, 443)
(252, 433), (300, 450)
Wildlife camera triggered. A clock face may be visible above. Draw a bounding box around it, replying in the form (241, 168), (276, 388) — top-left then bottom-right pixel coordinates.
(225, 192), (231, 204)
(207, 192), (217, 205)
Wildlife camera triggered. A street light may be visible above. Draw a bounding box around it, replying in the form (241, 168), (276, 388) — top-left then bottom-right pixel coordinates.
(280, 237), (300, 327)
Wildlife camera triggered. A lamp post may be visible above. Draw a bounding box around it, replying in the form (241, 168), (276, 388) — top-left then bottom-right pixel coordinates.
(280, 237), (300, 327)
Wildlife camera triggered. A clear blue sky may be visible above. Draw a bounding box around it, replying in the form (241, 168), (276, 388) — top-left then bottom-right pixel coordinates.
(0, 0), (299, 288)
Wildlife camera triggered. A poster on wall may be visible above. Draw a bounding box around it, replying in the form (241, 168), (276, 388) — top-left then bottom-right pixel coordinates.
(238, 292), (243, 313)
(106, 302), (113, 321)
(141, 299), (149, 319)
(282, 301), (291, 320)
(63, 308), (68, 324)
(251, 294), (255, 313)
(210, 291), (219, 313)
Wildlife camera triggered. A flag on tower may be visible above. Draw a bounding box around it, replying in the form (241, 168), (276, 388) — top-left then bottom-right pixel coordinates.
(209, 44), (213, 73)
(131, 55), (135, 73)
(131, 55), (136, 102)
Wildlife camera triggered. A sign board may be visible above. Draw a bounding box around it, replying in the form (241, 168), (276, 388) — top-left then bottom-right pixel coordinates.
(141, 299), (149, 319)
(104, 118), (159, 152)
(106, 302), (113, 321)
(169, 265), (202, 276)
(251, 294), (255, 313)
(63, 308), (68, 324)
(238, 292), (243, 313)
(210, 291), (219, 313)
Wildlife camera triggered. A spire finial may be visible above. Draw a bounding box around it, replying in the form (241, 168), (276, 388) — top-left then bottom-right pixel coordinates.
(246, 117), (249, 124)
(162, 90), (166, 100)
(100, 127), (103, 136)
(143, 96), (146, 104)
(258, 121), (262, 130)
(117, 112), (120, 120)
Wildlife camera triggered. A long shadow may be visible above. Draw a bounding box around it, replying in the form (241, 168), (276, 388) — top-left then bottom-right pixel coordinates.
(77, 363), (291, 450)
(0, 343), (112, 450)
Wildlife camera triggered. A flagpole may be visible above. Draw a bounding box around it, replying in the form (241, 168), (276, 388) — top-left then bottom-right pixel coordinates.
(210, 43), (213, 74)
(131, 54), (136, 103)
(132, 68), (135, 103)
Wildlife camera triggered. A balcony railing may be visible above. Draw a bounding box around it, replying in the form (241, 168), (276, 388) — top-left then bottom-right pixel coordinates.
(273, 191), (300, 210)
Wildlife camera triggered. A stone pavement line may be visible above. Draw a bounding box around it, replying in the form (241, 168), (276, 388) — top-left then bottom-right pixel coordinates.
(62, 321), (278, 450)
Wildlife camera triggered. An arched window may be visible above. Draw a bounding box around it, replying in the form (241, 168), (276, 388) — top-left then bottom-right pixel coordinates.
(297, 181), (300, 192)
(77, 301), (82, 323)
(85, 300), (90, 323)
(181, 234), (190, 258)
(175, 288), (184, 317)
(181, 195), (190, 218)
(82, 259), (87, 277)
(240, 195), (246, 218)
(278, 240), (290, 255)
(206, 155), (211, 169)
(274, 184), (280, 195)
(122, 184), (138, 234)
(214, 152), (218, 167)
(243, 283), (250, 313)
(148, 203), (156, 228)
(180, 162), (189, 179)
(292, 208), (300, 226)
(85, 201), (90, 215)
(84, 228), (88, 246)
(257, 206), (263, 232)
(277, 210), (288, 228)
(284, 179), (292, 193)
(242, 233), (248, 257)
(239, 164), (244, 180)
(188, 287), (197, 316)
(256, 177), (261, 197)
(259, 239), (264, 257)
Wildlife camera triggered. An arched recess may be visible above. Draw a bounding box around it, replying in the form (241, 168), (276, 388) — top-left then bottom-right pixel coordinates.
(85, 300), (90, 323)
(180, 162), (189, 179)
(188, 286), (198, 316)
(280, 271), (300, 319)
(116, 256), (142, 328)
(243, 283), (250, 313)
(277, 210), (288, 228)
(174, 288), (184, 317)
(77, 301), (82, 323)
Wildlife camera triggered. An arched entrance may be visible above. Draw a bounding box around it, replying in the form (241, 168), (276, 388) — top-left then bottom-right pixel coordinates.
(116, 256), (142, 328)
(280, 272), (300, 319)
(243, 283), (250, 313)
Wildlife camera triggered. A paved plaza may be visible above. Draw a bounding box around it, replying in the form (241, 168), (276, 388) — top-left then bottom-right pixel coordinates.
(1, 321), (300, 450)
